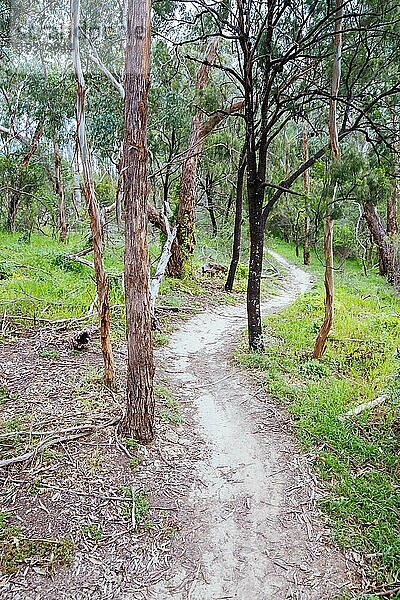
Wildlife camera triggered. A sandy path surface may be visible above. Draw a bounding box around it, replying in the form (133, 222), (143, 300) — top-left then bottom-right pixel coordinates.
(152, 252), (358, 599)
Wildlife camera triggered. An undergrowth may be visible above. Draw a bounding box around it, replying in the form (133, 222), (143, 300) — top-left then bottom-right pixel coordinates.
(0, 512), (74, 575)
(236, 239), (400, 588)
(0, 230), (210, 335)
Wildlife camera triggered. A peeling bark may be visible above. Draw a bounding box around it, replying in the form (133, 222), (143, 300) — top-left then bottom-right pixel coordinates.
(71, 0), (115, 388)
(119, 0), (155, 444)
(313, 0), (343, 359)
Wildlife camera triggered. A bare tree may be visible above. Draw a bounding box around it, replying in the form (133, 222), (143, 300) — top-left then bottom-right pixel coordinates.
(71, 0), (115, 387)
(119, 0), (155, 444)
(225, 146), (246, 292)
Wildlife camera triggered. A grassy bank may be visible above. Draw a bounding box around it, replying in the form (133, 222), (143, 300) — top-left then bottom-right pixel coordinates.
(0, 229), (249, 342)
(0, 230), (204, 330)
(236, 240), (400, 593)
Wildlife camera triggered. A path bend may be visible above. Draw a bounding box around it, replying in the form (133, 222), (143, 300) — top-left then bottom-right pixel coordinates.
(153, 253), (357, 599)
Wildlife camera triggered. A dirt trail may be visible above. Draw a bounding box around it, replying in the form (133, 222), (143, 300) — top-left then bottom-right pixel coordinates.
(153, 252), (357, 599)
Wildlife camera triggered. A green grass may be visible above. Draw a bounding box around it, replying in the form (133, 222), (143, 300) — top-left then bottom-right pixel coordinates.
(122, 488), (151, 528)
(155, 384), (184, 426)
(80, 524), (104, 542)
(0, 512), (74, 575)
(0, 230), (208, 334)
(0, 231), (97, 321)
(236, 240), (400, 586)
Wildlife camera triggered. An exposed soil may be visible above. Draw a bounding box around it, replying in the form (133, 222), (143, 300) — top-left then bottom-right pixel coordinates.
(0, 253), (361, 599)
(151, 252), (360, 599)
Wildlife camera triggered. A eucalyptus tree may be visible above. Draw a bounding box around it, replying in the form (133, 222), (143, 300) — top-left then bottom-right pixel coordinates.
(184, 0), (400, 350)
(313, 0), (343, 360)
(71, 0), (115, 388)
(120, 0), (155, 444)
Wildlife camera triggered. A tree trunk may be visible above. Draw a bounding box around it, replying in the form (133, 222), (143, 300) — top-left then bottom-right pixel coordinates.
(205, 173), (218, 237)
(313, 0), (343, 359)
(115, 146), (123, 228)
(71, 0), (115, 388)
(302, 119), (311, 265)
(223, 192), (233, 225)
(295, 210), (301, 257)
(7, 192), (19, 232)
(242, 8), (267, 352)
(167, 98), (245, 277)
(7, 124), (42, 232)
(387, 114), (399, 288)
(225, 149), (246, 292)
(54, 140), (68, 242)
(150, 217), (177, 326)
(247, 197), (264, 351)
(363, 201), (390, 276)
(119, 0), (155, 444)
(72, 158), (82, 214)
(312, 214), (334, 358)
(167, 38), (219, 277)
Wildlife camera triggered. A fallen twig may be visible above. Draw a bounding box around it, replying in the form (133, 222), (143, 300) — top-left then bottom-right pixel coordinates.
(339, 395), (387, 420)
(131, 485), (136, 530)
(0, 419), (119, 467)
(370, 586), (400, 598)
(0, 420), (117, 440)
(68, 253), (94, 269)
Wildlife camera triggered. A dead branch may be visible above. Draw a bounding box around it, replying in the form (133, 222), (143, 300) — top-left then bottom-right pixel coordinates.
(68, 253), (94, 269)
(150, 214), (177, 325)
(339, 394), (387, 420)
(0, 419), (118, 468)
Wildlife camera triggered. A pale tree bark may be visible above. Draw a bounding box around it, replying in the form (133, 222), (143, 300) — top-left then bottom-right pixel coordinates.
(119, 0), (155, 444)
(150, 216), (177, 326)
(53, 139), (68, 242)
(313, 0), (343, 359)
(302, 119), (311, 265)
(71, 0), (115, 387)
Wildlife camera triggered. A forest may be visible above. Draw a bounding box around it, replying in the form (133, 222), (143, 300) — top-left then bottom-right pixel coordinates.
(0, 0), (399, 598)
